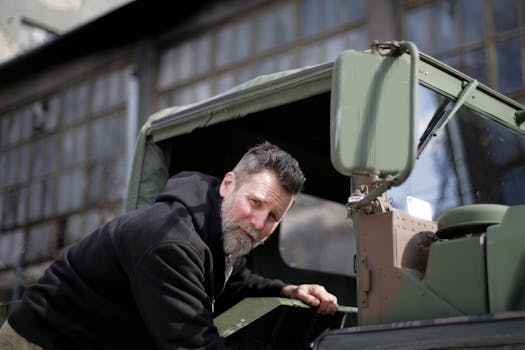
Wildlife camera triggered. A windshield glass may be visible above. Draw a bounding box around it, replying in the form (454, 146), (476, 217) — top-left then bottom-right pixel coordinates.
(389, 86), (525, 220)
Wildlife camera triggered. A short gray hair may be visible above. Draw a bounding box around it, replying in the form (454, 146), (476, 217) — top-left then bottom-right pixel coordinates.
(233, 141), (305, 195)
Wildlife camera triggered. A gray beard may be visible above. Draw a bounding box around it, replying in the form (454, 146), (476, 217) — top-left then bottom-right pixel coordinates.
(221, 192), (267, 256)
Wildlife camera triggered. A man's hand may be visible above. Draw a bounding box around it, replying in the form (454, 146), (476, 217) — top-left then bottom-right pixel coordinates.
(281, 284), (338, 315)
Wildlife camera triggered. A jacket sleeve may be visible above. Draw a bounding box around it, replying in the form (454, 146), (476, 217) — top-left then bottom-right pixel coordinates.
(215, 257), (286, 315)
(130, 241), (229, 350)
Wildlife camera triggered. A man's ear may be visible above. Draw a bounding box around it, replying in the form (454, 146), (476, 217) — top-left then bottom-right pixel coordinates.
(220, 171), (236, 198)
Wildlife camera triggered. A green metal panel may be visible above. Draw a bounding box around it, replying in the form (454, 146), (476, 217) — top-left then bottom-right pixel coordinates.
(330, 50), (413, 181)
(487, 205), (525, 313)
(214, 297), (357, 337)
(424, 236), (487, 314)
(313, 312), (525, 350)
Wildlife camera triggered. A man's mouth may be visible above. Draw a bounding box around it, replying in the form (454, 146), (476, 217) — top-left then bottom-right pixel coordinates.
(239, 228), (254, 242)
(238, 227), (257, 243)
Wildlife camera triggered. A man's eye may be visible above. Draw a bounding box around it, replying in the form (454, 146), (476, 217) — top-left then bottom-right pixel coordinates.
(250, 198), (260, 207)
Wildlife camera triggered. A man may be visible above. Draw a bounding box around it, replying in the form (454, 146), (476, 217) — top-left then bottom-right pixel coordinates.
(0, 141), (338, 349)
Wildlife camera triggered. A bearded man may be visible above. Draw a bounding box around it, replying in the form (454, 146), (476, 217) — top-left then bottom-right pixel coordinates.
(0, 141), (338, 350)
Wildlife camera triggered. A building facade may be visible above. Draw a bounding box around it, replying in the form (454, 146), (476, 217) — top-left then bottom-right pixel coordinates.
(0, 0), (524, 303)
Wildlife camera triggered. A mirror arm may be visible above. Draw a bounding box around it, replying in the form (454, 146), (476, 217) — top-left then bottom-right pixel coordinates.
(393, 41), (419, 186)
(347, 181), (393, 215)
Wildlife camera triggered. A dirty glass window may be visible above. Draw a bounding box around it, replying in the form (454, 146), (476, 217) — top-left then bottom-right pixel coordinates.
(492, 0), (518, 33)
(389, 86), (525, 220)
(404, 6), (431, 53)
(433, 0), (457, 53)
(217, 20), (252, 67)
(496, 37), (524, 94)
(195, 35), (212, 76)
(280, 194), (356, 276)
(301, 0), (365, 38)
(463, 47), (488, 85)
(460, 0), (485, 44)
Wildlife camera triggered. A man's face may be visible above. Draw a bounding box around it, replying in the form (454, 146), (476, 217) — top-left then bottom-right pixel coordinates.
(220, 169), (294, 256)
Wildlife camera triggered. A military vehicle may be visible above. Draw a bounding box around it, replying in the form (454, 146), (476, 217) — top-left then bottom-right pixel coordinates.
(2, 40), (524, 348)
(125, 40), (525, 349)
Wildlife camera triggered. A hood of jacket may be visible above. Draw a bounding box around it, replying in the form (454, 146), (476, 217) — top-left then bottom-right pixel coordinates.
(155, 171), (227, 297)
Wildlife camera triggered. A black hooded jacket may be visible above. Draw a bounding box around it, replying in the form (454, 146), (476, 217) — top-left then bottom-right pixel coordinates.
(9, 171), (285, 350)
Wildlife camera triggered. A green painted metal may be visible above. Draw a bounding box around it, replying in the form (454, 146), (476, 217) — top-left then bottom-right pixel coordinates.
(423, 237), (487, 314)
(213, 297), (357, 338)
(313, 312), (525, 350)
(487, 205), (525, 313)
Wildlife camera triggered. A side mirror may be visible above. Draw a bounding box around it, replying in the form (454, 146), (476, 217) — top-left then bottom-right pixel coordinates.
(330, 45), (417, 186)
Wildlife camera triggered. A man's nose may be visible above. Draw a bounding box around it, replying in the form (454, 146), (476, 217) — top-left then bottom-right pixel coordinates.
(250, 212), (266, 232)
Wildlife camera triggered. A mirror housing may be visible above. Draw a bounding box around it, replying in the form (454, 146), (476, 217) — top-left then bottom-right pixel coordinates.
(330, 49), (416, 185)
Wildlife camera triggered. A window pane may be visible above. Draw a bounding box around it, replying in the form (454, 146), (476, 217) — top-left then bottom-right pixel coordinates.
(0, 230), (24, 268)
(6, 148), (18, 186)
(301, 0), (320, 38)
(343, 0), (365, 23)
(235, 20), (251, 61)
(216, 72), (235, 94)
(441, 54), (460, 69)
(178, 41), (194, 82)
(58, 168), (84, 213)
(0, 153), (4, 187)
(434, 0), (458, 53)
(323, 0), (341, 31)
(193, 81), (212, 101)
(25, 222), (55, 263)
(300, 43), (322, 66)
(280, 194), (355, 276)
(195, 35), (212, 75)
(6, 113), (21, 145)
(90, 119), (105, 161)
(391, 101), (525, 218)
(256, 57), (274, 76)
(107, 69), (124, 108)
(62, 87), (75, 125)
(275, 52), (295, 71)
(16, 186), (27, 225)
(29, 181), (43, 220)
(323, 35), (346, 62)
(45, 96), (61, 131)
(464, 47), (489, 85)
(216, 26), (234, 67)
(18, 144), (30, 183)
(2, 189), (18, 227)
(256, 11), (275, 54)
(87, 163), (103, 205)
(492, 0), (518, 33)
(70, 167), (84, 210)
(106, 113), (124, 157)
(91, 75), (108, 114)
(0, 115), (8, 147)
(404, 6), (431, 53)
(74, 83), (89, 121)
(105, 158), (125, 202)
(496, 37), (523, 93)
(42, 177), (56, 218)
(64, 213), (85, 246)
(20, 108), (32, 140)
(347, 27), (369, 50)
(460, 0), (485, 44)
(158, 47), (177, 89)
(33, 136), (57, 177)
(276, 4), (294, 46)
